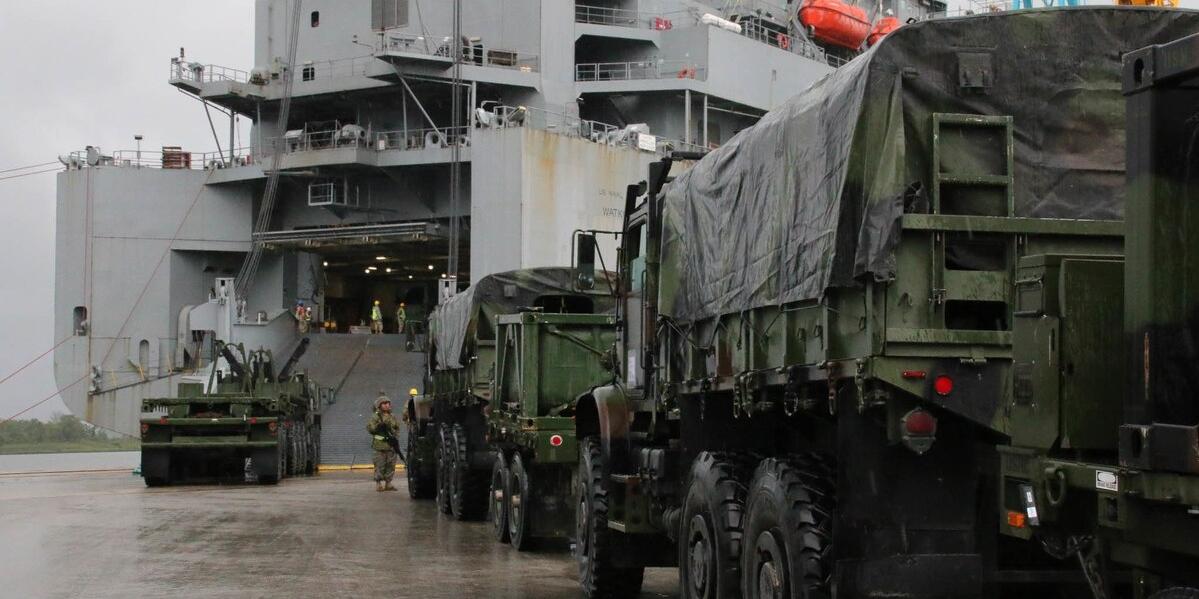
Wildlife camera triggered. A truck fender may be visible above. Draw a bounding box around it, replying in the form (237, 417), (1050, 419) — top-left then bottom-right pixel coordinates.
(574, 384), (632, 469)
(406, 395), (434, 436)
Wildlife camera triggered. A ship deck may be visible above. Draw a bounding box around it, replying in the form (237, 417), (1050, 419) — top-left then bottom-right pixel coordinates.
(0, 469), (677, 597)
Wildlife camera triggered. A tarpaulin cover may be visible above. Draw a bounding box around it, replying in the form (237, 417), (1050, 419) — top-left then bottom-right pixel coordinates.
(430, 267), (616, 370)
(659, 8), (1199, 322)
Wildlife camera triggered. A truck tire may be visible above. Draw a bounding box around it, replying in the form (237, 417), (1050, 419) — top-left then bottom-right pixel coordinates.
(741, 455), (835, 599)
(407, 427), (435, 499)
(576, 437), (645, 598)
(142, 449), (171, 487)
(680, 452), (752, 599)
(450, 423), (487, 520)
(491, 453), (511, 543)
(253, 446), (282, 484)
(436, 426), (453, 514)
(509, 452), (535, 551)
(1151, 589), (1199, 599)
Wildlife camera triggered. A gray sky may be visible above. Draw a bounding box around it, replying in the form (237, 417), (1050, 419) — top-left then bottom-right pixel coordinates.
(0, 1), (252, 420)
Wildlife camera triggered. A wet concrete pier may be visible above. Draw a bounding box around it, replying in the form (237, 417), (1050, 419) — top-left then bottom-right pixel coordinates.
(0, 470), (676, 598)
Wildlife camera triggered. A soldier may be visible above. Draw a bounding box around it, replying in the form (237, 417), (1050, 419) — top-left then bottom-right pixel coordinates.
(367, 392), (399, 491)
(370, 300), (384, 334)
(294, 301), (309, 334)
(395, 302), (407, 334)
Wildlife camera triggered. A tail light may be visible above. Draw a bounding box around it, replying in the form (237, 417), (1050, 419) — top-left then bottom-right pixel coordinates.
(1006, 511), (1027, 529)
(159, 416), (169, 425)
(901, 408), (937, 455)
(549, 434), (564, 447)
(933, 375), (954, 396)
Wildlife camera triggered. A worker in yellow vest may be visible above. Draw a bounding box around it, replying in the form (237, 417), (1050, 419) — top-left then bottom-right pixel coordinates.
(370, 300), (383, 334)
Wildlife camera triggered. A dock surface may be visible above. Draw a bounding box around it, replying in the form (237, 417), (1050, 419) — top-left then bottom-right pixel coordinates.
(0, 470), (676, 598)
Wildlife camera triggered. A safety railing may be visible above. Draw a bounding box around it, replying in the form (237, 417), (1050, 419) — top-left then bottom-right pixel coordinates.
(479, 104), (710, 156)
(169, 59), (250, 84)
(575, 60), (707, 82)
(377, 31), (540, 72)
(62, 146), (257, 171)
(574, 4), (645, 27)
(268, 126), (471, 156)
(374, 126), (470, 151)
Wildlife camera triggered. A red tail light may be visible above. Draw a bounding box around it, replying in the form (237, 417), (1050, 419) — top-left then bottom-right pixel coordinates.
(903, 409), (937, 436)
(549, 434), (564, 447)
(159, 416), (169, 425)
(933, 375), (954, 396)
(901, 370), (927, 379)
(250, 417), (258, 425)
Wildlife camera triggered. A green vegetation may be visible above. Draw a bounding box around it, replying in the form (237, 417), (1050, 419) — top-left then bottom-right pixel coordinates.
(0, 414), (139, 454)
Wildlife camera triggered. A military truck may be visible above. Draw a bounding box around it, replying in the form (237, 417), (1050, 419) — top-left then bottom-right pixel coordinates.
(405, 267), (616, 549)
(567, 9), (1199, 599)
(139, 339), (325, 486)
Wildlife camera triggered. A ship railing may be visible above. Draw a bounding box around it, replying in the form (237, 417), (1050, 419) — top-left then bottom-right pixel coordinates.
(377, 31), (540, 72)
(575, 59), (707, 82)
(483, 104), (711, 156)
(169, 59), (250, 84)
(265, 126), (471, 155)
(374, 126), (471, 151)
(63, 147), (257, 170)
(737, 20), (834, 65)
(295, 55), (382, 81)
(575, 4), (647, 27)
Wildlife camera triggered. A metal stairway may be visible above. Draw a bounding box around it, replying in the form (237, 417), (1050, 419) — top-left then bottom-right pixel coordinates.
(291, 334), (425, 465)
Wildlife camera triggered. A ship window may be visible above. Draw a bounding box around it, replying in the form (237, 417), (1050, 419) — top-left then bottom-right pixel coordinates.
(139, 340), (150, 372)
(310, 11), (319, 27)
(302, 65), (315, 81)
(73, 306), (88, 335)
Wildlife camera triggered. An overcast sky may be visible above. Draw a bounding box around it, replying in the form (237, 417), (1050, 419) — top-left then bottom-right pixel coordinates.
(0, 2), (252, 420)
(2, 1), (1197, 422)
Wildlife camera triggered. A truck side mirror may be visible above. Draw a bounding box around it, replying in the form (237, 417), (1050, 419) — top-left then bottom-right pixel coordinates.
(575, 233), (596, 290)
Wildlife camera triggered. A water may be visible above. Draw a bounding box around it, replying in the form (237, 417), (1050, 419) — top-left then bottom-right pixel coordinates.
(0, 451), (140, 474)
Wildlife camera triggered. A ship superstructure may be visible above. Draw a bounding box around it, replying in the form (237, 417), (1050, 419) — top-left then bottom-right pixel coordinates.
(54, 0), (935, 437)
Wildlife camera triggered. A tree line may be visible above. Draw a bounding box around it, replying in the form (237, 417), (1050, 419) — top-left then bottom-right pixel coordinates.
(0, 413), (108, 446)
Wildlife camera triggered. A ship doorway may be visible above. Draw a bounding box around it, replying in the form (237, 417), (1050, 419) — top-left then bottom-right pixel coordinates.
(261, 221), (467, 338)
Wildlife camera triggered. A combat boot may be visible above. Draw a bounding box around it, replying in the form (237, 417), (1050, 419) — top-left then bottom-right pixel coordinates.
(384, 481), (397, 491)
(376, 481), (385, 492)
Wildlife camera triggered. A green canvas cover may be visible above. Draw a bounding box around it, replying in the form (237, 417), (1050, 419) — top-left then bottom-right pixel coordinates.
(659, 7), (1199, 322)
(429, 267), (616, 370)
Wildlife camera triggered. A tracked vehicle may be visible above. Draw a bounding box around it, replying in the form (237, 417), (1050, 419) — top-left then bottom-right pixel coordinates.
(567, 9), (1199, 599)
(139, 339), (326, 486)
(406, 267), (616, 550)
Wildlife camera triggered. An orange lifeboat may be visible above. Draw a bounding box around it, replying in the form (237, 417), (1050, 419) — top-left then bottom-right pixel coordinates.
(799, 0), (871, 50)
(867, 16), (900, 46)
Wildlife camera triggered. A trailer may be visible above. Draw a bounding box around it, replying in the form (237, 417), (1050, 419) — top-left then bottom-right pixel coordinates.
(139, 339), (327, 486)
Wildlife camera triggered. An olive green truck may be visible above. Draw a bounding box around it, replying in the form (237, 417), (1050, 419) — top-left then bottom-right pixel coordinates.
(562, 10), (1199, 599)
(140, 339), (325, 486)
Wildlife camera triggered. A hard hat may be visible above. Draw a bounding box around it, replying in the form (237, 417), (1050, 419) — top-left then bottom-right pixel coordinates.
(374, 300), (380, 305)
(409, 388), (419, 396)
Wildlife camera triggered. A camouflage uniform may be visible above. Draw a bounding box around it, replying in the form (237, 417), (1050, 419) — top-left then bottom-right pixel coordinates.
(366, 395), (400, 489)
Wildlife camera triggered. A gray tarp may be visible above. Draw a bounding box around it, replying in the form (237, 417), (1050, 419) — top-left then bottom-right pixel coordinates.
(430, 267), (616, 370)
(659, 8), (1199, 322)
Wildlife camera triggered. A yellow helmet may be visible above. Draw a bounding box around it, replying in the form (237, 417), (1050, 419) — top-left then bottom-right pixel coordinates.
(373, 300), (380, 305)
(409, 387), (419, 397)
